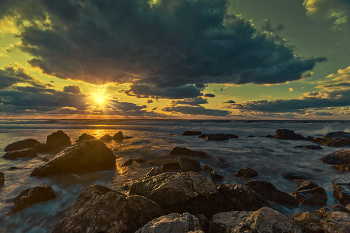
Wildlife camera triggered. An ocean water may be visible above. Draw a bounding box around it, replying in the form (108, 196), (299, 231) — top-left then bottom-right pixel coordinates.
(0, 119), (350, 232)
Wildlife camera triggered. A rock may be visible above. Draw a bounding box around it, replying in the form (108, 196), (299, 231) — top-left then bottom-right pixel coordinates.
(332, 164), (350, 172)
(178, 157), (201, 172)
(290, 212), (323, 233)
(205, 133), (229, 140)
(146, 167), (163, 176)
(226, 134), (239, 138)
(246, 180), (298, 207)
(291, 187), (327, 206)
(295, 145), (323, 149)
(170, 146), (209, 158)
(30, 140), (116, 176)
(0, 172), (4, 186)
(235, 168), (258, 178)
(320, 210), (350, 233)
(112, 131), (123, 140)
(7, 186), (56, 215)
(321, 149), (350, 164)
(121, 159), (134, 166)
(46, 130), (71, 148)
(3, 148), (38, 160)
(33, 143), (57, 153)
(194, 214), (208, 233)
(147, 157), (179, 166)
(135, 212), (202, 233)
(161, 163), (181, 171)
(100, 134), (112, 141)
(306, 136), (314, 141)
(198, 134), (206, 138)
(283, 171), (314, 180)
(40, 155), (52, 162)
(202, 164), (214, 172)
(324, 131), (350, 139)
(296, 180), (319, 191)
(209, 207), (302, 233)
(133, 156), (145, 163)
(210, 171), (223, 179)
(274, 129), (305, 140)
(333, 178), (350, 205)
(247, 135), (255, 138)
(183, 131), (202, 136)
(313, 137), (350, 147)
(9, 166), (19, 170)
(266, 135), (274, 138)
(4, 139), (40, 152)
(52, 184), (163, 233)
(76, 133), (95, 141)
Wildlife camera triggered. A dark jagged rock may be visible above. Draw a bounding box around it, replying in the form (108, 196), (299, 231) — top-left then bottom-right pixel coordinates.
(3, 148), (38, 160)
(76, 133), (95, 141)
(133, 156), (145, 163)
(332, 164), (350, 172)
(194, 214), (209, 233)
(274, 129), (305, 140)
(99, 134), (112, 141)
(295, 144), (323, 149)
(291, 204), (350, 233)
(324, 131), (350, 139)
(161, 163), (181, 171)
(226, 134), (239, 138)
(135, 212), (202, 233)
(170, 146), (209, 158)
(306, 136), (314, 141)
(7, 186), (56, 215)
(202, 164), (214, 172)
(246, 180), (298, 207)
(266, 135), (274, 138)
(121, 159), (134, 166)
(313, 137), (350, 147)
(146, 167), (162, 177)
(30, 140), (116, 176)
(235, 168), (258, 178)
(205, 134), (229, 140)
(0, 172), (4, 186)
(296, 180), (319, 191)
(333, 178), (350, 205)
(112, 131), (123, 140)
(46, 130), (71, 148)
(247, 135), (255, 138)
(283, 171), (314, 180)
(4, 139), (40, 152)
(291, 181), (327, 206)
(33, 143), (57, 153)
(321, 149), (350, 164)
(183, 131), (202, 136)
(209, 207), (302, 233)
(40, 155), (52, 162)
(198, 134), (206, 138)
(52, 184), (163, 233)
(178, 157), (201, 172)
(210, 171), (223, 179)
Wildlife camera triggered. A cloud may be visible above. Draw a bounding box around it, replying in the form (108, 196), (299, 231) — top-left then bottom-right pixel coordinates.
(316, 66), (350, 90)
(203, 93), (216, 97)
(224, 100), (236, 103)
(0, 0), (326, 98)
(162, 105), (230, 116)
(170, 97), (208, 106)
(145, 99), (153, 104)
(289, 88), (294, 92)
(261, 19), (284, 32)
(63, 85), (81, 94)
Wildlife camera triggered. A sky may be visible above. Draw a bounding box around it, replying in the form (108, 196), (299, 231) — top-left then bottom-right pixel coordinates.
(0, 0), (350, 119)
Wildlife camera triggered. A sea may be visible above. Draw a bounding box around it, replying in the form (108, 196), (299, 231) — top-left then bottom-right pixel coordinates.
(0, 119), (350, 232)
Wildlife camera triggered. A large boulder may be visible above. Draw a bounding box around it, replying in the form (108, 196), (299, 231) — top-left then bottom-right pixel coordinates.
(209, 207), (302, 233)
(46, 130), (71, 148)
(100, 134), (112, 141)
(76, 133), (95, 141)
(246, 180), (298, 207)
(274, 129), (305, 140)
(33, 143), (58, 154)
(178, 157), (201, 172)
(4, 139), (40, 152)
(170, 147), (209, 158)
(130, 172), (268, 216)
(321, 149), (350, 164)
(30, 140), (116, 176)
(291, 204), (350, 233)
(3, 148), (37, 160)
(112, 131), (123, 140)
(291, 184), (327, 206)
(313, 137), (350, 147)
(235, 168), (258, 178)
(135, 212), (202, 233)
(333, 178), (350, 205)
(324, 131), (350, 139)
(332, 164), (350, 172)
(7, 186), (56, 215)
(53, 184), (163, 233)
(183, 131), (202, 136)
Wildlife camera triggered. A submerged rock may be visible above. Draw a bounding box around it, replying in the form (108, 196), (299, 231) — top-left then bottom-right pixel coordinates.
(291, 181), (327, 206)
(333, 178), (350, 205)
(295, 144), (323, 150)
(274, 129), (305, 140)
(332, 164), (350, 172)
(100, 134), (112, 141)
(170, 146), (209, 158)
(246, 180), (298, 207)
(3, 148), (38, 160)
(7, 186), (56, 215)
(321, 149), (350, 164)
(283, 171), (314, 180)
(0, 172), (4, 186)
(76, 133), (95, 141)
(135, 212), (202, 233)
(205, 134), (229, 140)
(46, 130), (71, 148)
(4, 139), (40, 152)
(183, 131), (202, 136)
(178, 157), (201, 172)
(235, 168), (258, 178)
(209, 207), (302, 233)
(52, 184), (163, 233)
(30, 140), (116, 176)
(112, 131), (123, 140)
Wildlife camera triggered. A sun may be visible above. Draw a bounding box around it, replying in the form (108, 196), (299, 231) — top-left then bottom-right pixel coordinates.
(90, 85), (109, 107)
(94, 95), (105, 105)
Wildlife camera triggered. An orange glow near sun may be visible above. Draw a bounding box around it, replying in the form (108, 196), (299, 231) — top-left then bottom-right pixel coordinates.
(91, 85), (109, 107)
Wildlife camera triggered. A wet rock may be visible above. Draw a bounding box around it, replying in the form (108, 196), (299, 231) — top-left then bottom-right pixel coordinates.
(46, 130), (71, 148)
(290, 212), (323, 233)
(30, 140), (116, 176)
(52, 184), (163, 233)
(0, 172), (4, 186)
(170, 146), (209, 158)
(198, 134), (206, 138)
(226, 134), (239, 138)
(266, 135), (274, 138)
(333, 178), (350, 205)
(205, 133), (229, 140)
(332, 164), (350, 172)
(295, 144), (323, 149)
(235, 168), (258, 178)
(246, 180), (298, 207)
(324, 131), (350, 139)
(178, 157), (201, 172)
(76, 133), (95, 141)
(133, 156), (145, 163)
(112, 131), (123, 140)
(4, 139), (40, 152)
(147, 157), (179, 166)
(194, 214), (208, 233)
(274, 129), (305, 140)
(209, 207), (302, 233)
(7, 186), (56, 215)
(161, 163), (181, 171)
(283, 171), (314, 180)
(321, 149), (350, 164)
(121, 159), (134, 166)
(183, 131), (202, 136)
(146, 167), (162, 177)
(100, 134), (112, 141)
(3, 148), (38, 160)
(313, 137), (350, 147)
(9, 166), (19, 171)
(33, 143), (57, 153)
(296, 180), (319, 191)
(306, 136), (314, 141)
(40, 155), (52, 162)
(202, 164), (214, 172)
(135, 212), (202, 233)
(247, 135), (255, 138)
(291, 186), (327, 206)
(210, 171), (224, 179)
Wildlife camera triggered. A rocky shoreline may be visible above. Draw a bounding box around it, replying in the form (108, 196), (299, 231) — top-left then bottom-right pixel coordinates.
(1, 129), (350, 232)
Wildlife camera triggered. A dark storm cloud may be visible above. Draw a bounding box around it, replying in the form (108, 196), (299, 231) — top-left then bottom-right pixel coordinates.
(163, 105), (230, 116)
(63, 85), (81, 94)
(145, 99), (153, 104)
(1, 0), (326, 99)
(224, 100), (236, 103)
(203, 93), (216, 97)
(0, 65), (45, 90)
(261, 19), (285, 32)
(170, 97), (208, 106)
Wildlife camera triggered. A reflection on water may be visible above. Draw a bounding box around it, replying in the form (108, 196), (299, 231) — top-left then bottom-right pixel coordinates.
(0, 120), (350, 232)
